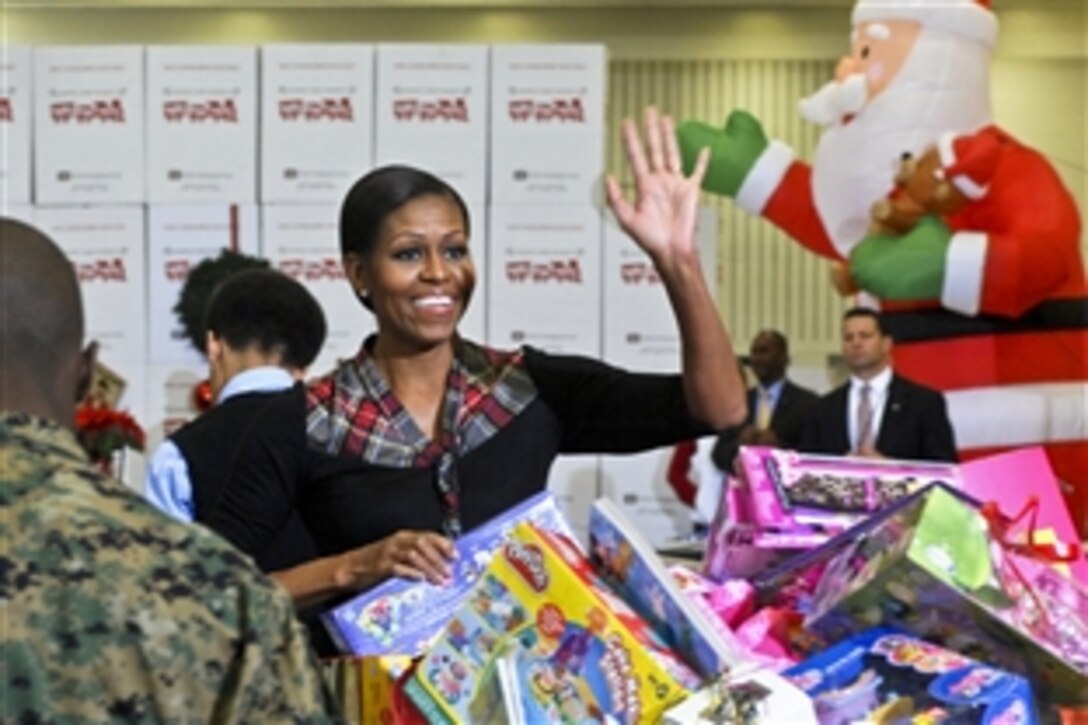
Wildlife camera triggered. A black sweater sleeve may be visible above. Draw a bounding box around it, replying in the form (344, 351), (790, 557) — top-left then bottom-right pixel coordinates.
(204, 384), (312, 560)
(522, 346), (711, 454)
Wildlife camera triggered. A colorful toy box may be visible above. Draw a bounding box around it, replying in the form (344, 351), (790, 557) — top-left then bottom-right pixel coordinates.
(320, 655), (412, 725)
(784, 627), (1038, 724)
(958, 446), (1088, 584)
(702, 474), (830, 582)
(703, 448), (960, 583)
(736, 446), (960, 531)
(322, 491), (577, 656)
(404, 522), (699, 724)
(588, 497), (744, 680)
(805, 483), (1088, 705)
(661, 666), (817, 724)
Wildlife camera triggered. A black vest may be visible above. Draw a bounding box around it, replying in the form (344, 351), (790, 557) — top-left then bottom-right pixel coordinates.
(171, 390), (318, 573)
(173, 388), (337, 656)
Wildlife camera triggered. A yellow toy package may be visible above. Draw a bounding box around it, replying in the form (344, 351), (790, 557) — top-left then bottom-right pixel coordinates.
(404, 522), (699, 723)
(320, 654), (411, 724)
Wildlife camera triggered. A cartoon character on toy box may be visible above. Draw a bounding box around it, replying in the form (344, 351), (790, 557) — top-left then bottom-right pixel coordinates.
(322, 491), (577, 656)
(404, 522), (699, 725)
(736, 446), (960, 531)
(784, 627), (1037, 724)
(805, 483), (1088, 705)
(678, 0), (1088, 533)
(587, 497), (744, 680)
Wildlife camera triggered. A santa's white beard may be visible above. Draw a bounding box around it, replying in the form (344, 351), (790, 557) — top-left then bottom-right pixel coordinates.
(799, 73), (868, 126)
(806, 29), (994, 256)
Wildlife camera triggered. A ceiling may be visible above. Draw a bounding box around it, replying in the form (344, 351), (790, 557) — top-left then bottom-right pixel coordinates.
(8, 0), (1073, 8)
(10, 0), (853, 5)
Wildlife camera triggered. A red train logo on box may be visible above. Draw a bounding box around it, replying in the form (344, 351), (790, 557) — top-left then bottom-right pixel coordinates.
(164, 259), (191, 282)
(277, 258), (345, 282)
(508, 98), (585, 123)
(50, 99), (125, 124)
(278, 97), (354, 122)
(76, 258), (127, 283)
(162, 99), (238, 123)
(392, 98), (469, 122)
(505, 259), (582, 284)
(619, 262), (661, 285)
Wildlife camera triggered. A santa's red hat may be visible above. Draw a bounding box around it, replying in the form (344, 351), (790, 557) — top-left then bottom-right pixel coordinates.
(937, 129), (1003, 200)
(853, 0), (998, 48)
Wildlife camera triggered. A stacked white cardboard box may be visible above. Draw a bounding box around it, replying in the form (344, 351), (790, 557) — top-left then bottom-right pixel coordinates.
(2, 42), (705, 545)
(260, 44), (378, 374)
(30, 46), (148, 485)
(485, 45), (607, 541)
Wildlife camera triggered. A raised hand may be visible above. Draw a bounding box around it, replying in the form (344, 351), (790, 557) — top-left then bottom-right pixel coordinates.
(606, 106), (710, 269)
(605, 107), (748, 432)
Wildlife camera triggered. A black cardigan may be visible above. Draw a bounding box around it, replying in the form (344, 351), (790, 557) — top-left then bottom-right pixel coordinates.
(207, 346), (710, 561)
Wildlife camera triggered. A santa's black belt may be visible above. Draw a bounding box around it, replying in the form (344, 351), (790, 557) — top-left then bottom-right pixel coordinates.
(884, 297), (1088, 343)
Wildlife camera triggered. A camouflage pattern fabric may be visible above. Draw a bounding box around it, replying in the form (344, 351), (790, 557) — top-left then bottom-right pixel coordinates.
(0, 411), (342, 723)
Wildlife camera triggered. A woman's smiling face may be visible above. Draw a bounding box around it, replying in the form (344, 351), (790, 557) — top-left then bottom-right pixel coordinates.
(346, 193), (474, 351)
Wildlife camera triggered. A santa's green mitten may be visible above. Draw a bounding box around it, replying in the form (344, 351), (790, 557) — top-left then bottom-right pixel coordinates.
(677, 110), (769, 198)
(850, 215), (952, 301)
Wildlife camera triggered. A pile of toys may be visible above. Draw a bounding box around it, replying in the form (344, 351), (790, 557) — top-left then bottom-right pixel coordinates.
(321, 446), (1088, 723)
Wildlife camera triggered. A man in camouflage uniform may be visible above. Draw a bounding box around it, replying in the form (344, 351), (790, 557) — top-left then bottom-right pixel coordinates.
(0, 218), (341, 722)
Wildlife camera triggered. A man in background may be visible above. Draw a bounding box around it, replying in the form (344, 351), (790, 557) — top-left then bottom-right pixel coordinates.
(0, 218), (337, 720)
(146, 263), (327, 573)
(667, 330), (819, 532)
(800, 307), (957, 462)
(711, 329), (819, 471)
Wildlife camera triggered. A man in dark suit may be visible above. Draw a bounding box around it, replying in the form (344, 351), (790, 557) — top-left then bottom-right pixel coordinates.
(800, 307), (957, 462)
(711, 329), (819, 471)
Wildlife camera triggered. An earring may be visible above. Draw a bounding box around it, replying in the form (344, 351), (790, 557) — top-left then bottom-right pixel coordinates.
(355, 289), (370, 304)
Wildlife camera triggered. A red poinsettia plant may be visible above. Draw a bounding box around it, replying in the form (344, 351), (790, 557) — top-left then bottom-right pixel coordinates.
(74, 403), (146, 468)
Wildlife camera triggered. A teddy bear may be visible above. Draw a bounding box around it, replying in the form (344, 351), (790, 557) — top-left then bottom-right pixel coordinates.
(867, 146), (971, 236)
(830, 142), (991, 296)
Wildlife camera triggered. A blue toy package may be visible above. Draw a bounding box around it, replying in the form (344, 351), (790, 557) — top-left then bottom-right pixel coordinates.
(321, 491), (577, 656)
(587, 497), (743, 680)
(783, 627), (1037, 724)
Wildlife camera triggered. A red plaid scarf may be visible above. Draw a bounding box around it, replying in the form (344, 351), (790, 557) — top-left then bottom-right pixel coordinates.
(305, 336), (537, 536)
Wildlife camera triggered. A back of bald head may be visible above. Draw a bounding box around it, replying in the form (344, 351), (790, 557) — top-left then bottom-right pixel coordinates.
(0, 219), (85, 411)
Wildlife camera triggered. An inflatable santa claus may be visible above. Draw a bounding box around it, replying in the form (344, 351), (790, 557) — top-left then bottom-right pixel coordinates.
(678, 0), (1088, 532)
